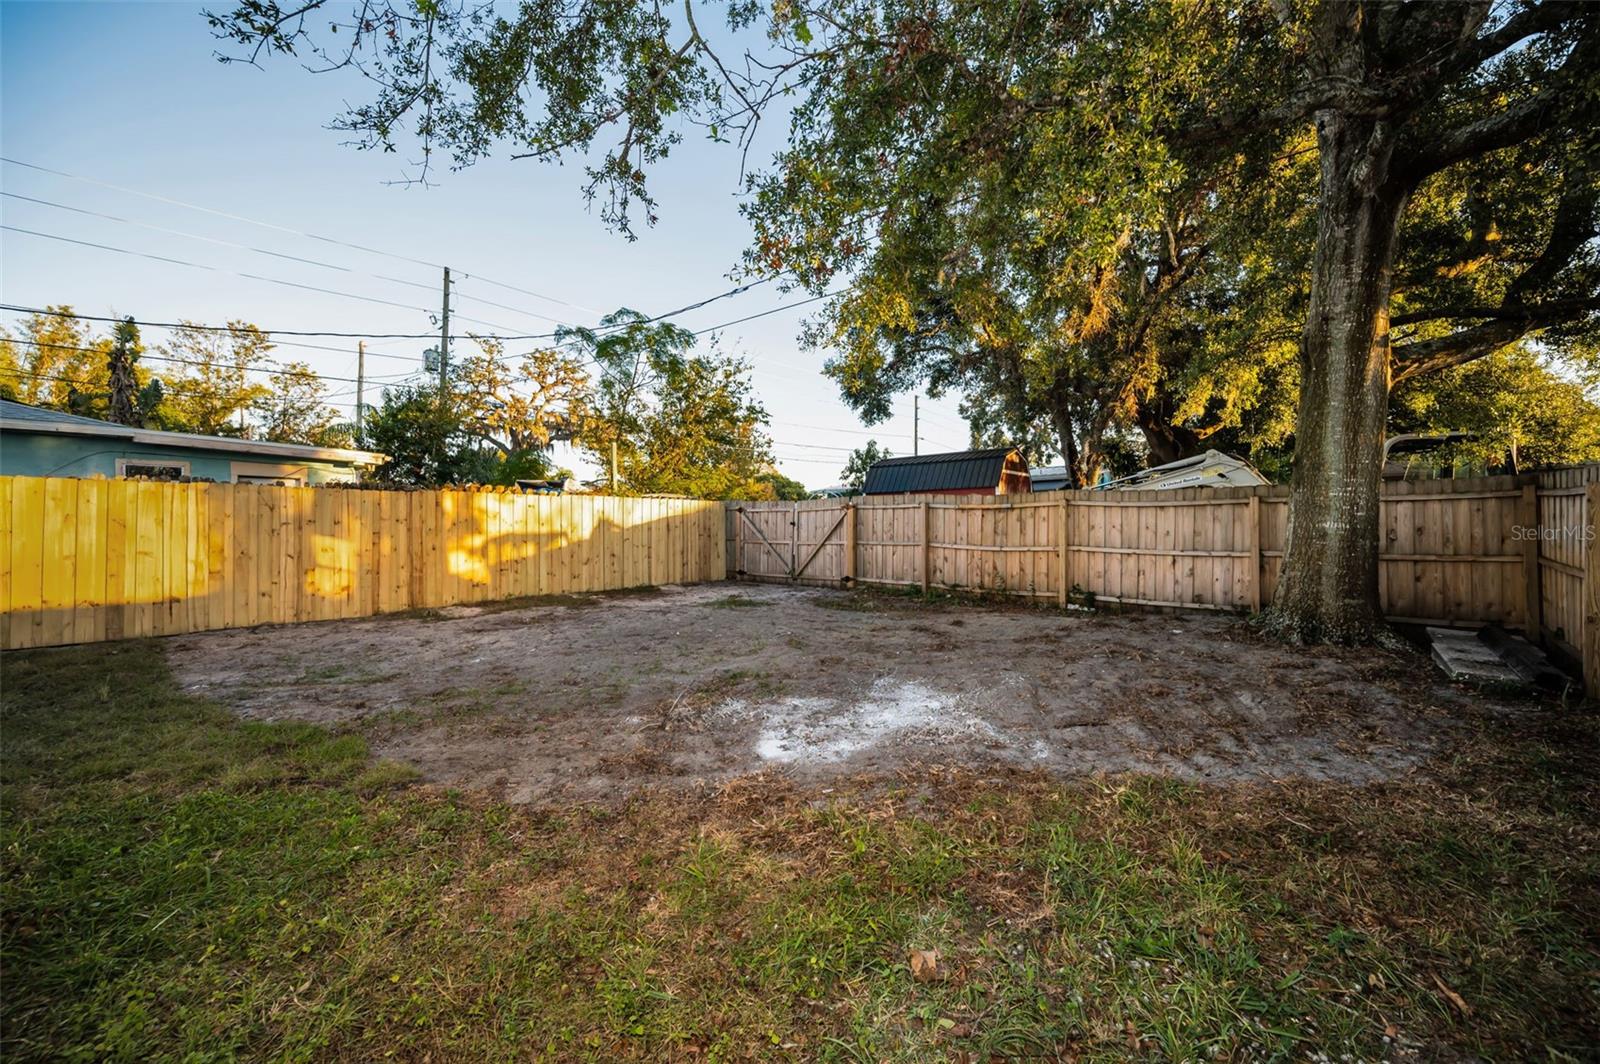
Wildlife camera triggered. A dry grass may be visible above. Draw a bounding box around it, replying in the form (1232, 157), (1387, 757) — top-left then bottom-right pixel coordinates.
(3, 642), (1597, 1061)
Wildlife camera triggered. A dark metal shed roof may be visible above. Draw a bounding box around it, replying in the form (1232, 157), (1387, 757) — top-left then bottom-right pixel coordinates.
(862, 447), (1020, 494)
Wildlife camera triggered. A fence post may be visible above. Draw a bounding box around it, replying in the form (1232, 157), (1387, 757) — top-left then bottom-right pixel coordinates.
(1586, 483), (1599, 698)
(1247, 493), (1263, 614)
(734, 504), (744, 581)
(1058, 495), (1069, 608)
(789, 502), (799, 581)
(843, 502), (857, 588)
(1520, 481), (1542, 640)
(920, 500), (931, 595)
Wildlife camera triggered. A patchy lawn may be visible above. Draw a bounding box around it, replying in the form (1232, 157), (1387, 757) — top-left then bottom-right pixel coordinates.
(3, 631), (1598, 1061)
(167, 583), (1487, 804)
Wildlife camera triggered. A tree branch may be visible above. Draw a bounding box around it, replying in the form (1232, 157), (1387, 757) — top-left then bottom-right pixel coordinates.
(1391, 296), (1600, 328)
(1428, 0), (1577, 86)
(1390, 317), (1541, 383)
(1393, 132), (1598, 384)
(1400, 19), (1599, 182)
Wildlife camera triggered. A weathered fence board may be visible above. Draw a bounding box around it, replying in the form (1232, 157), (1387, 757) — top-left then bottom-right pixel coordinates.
(730, 467), (1598, 693)
(1, 477), (726, 650)
(1533, 465), (1599, 689)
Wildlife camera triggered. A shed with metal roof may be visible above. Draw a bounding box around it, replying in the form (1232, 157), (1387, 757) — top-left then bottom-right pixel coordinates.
(861, 447), (1031, 496)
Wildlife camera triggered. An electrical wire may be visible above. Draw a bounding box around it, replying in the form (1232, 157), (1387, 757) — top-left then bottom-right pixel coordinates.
(772, 420), (911, 439)
(4, 336), (371, 386)
(2, 155), (596, 317)
(5, 191), (577, 329)
(0, 277), (797, 342)
(690, 288), (830, 335)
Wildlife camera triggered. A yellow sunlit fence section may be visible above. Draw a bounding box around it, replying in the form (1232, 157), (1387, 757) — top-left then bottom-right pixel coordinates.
(0, 477), (727, 650)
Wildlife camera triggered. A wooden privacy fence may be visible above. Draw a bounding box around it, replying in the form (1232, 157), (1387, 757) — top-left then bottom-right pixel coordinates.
(1, 476), (726, 650)
(728, 467), (1600, 693)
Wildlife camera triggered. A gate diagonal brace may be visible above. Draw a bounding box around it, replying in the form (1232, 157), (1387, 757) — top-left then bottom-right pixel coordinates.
(738, 507), (793, 575)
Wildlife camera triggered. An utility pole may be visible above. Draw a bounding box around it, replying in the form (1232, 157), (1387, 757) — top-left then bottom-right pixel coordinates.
(913, 394), (919, 456)
(355, 340), (366, 442)
(611, 440), (619, 492)
(439, 266), (451, 391)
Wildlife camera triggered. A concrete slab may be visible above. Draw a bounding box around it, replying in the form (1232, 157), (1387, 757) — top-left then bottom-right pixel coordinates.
(1427, 627), (1529, 693)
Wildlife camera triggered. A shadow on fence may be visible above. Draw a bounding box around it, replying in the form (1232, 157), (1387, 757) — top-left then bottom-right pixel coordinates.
(728, 467), (1599, 694)
(1, 478), (725, 650)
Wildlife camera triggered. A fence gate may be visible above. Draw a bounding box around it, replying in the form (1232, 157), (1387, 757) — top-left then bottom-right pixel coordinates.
(732, 501), (853, 584)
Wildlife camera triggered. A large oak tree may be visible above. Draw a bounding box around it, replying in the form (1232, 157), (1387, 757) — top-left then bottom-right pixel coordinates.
(209, 0), (1599, 641)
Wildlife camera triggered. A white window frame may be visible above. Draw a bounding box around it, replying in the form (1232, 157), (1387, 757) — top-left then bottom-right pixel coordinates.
(116, 458), (191, 480)
(230, 460), (310, 486)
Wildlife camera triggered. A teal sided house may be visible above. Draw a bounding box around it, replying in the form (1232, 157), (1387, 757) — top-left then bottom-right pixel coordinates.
(0, 400), (387, 484)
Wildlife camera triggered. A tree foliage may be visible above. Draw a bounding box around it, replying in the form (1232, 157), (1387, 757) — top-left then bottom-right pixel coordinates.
(452, 337), (592, 454)
(0, 306), (113, 411)
(160, 322), (275, 436)
(204, 1), (1595, 510)
(566, 310), (776, 497)
(361, 383), (490, 486)
(839, 439), (890, 493)
(1391, 345), (1600, 473)
(251, 361), (353, 447)
(754, 470), (811, 500)
(105, 318), (148, 427)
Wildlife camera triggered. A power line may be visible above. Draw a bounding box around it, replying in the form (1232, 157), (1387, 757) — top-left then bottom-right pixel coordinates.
(5, 190), (578, 329)
(3, 191), (369, 275)
(3, 225), (437, 314)
(5, 335), (372, 386)
(0, 302), (539, 341)
(691, 288), (831, 335)
(448, 280), (569, 327)
(3, 286), (843, 419)
(459, 272), (604, 318)
(2, 225), (530, 333)
(3, 313), (424, 367)
(766, 439), (858, 453)
(8, 365), (359, 405)
(772, 420), (912, 439)
(0, 276), (792, 342)
(2, 155), (594, 318)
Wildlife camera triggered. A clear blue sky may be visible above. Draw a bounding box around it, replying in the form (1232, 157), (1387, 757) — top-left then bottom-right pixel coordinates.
(0, 1), (973, 486)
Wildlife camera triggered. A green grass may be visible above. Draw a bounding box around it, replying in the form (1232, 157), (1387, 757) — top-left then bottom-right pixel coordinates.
(3, 644), (1598, 1061)
(706, 594), (771, 608)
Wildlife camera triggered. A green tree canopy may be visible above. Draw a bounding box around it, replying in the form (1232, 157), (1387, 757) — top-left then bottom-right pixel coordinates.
(565, 310), (776, 498)
(158, 321), (275, 436)
(754, 470), (811, 500)
(209, 0), (1600, 640)
(362, 383), (492, 486)
(452, 337), (592, 456)
(0, 306), (113, 410)
(839, 440), (890, 493)
(251, 361), (353, 447)
(1390, 345), (1600, 473)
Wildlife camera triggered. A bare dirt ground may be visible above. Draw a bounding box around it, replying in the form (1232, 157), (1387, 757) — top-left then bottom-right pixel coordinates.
(166, 582), (1511, 805)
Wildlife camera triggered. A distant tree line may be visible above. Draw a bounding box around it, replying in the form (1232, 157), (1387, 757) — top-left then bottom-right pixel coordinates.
(0, 308), (353, 448)
(0, 305), (811, 500)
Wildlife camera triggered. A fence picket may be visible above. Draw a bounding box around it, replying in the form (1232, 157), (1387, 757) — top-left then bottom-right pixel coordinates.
(1, 477), (726, 650)
(732, 469), (1599, 688)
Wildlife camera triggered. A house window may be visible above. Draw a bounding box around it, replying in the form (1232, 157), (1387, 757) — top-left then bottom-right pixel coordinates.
(235, 474), (304, 486)
(230, 460), (309, 485)
(116, 459), (189, 480)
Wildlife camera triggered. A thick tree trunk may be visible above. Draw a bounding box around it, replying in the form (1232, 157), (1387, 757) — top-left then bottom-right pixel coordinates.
(1268, 110), (1409, 643)
(1051, 406), (1084, 488)
(1135, 393), (1204, 466)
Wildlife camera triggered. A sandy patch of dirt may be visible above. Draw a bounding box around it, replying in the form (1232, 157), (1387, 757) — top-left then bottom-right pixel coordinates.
(165, 582), (1507, 805)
